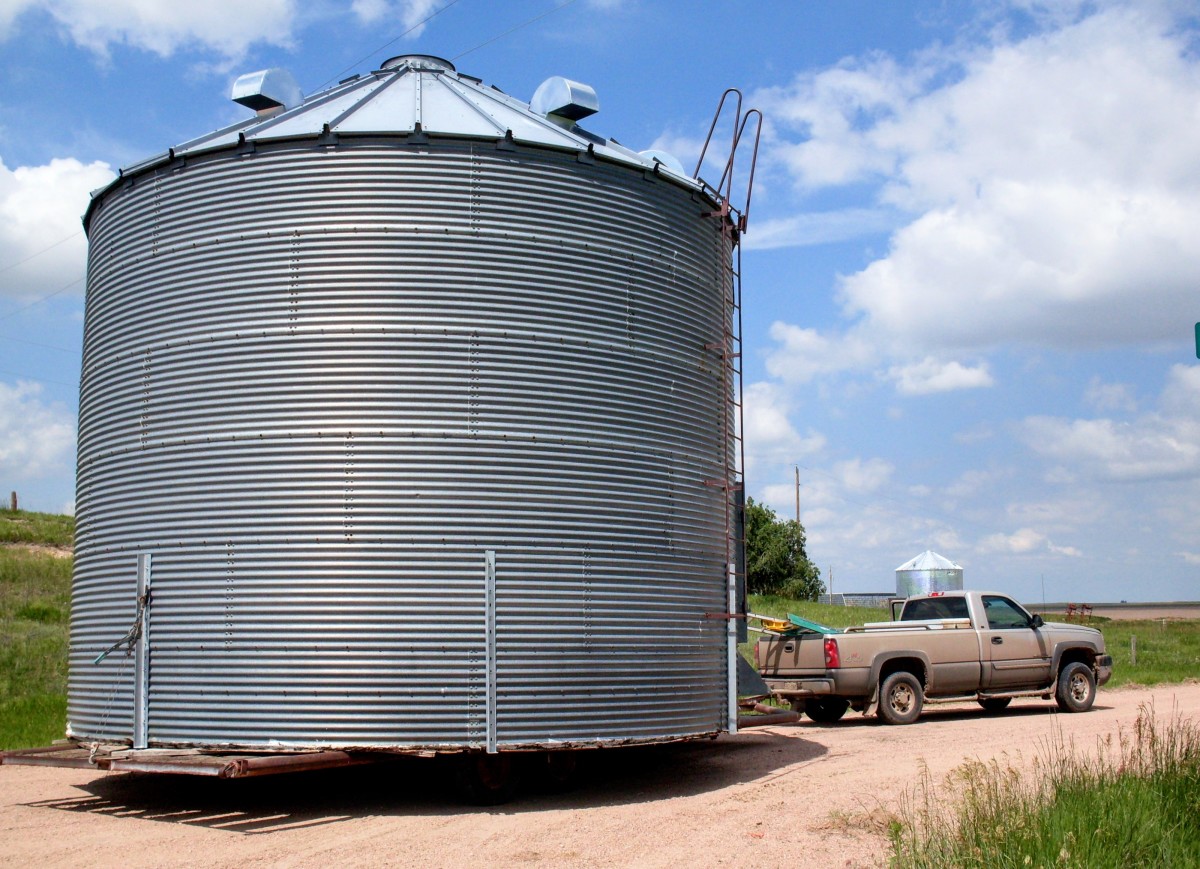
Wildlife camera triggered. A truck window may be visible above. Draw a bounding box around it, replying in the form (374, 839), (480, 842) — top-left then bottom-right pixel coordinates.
(902, 597), (969, 620)
(982, 595), (1030, 629)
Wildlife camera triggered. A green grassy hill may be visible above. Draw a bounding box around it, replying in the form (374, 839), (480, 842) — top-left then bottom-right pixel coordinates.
(0, 509), (73, 749)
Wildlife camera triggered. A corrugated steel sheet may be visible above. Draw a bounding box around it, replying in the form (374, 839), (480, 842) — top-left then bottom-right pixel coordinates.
(71, 132), (734, 750)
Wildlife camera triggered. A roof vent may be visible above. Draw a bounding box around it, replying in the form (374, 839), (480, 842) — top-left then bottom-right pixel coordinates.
(530, 76), (599, 127)
(381, 54), (455, 71)
(231, 68), (303, 114)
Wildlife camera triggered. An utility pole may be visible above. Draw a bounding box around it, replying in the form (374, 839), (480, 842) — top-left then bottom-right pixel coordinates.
(794, 465), (800, 525)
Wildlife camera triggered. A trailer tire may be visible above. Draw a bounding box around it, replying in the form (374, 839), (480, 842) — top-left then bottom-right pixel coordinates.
(453, 752), (522, 805)
(978, 697), (1011, 713)
(878, 672), (923, 725)
(1055, 662), (1096, 713)
(805, 697), (850, 723)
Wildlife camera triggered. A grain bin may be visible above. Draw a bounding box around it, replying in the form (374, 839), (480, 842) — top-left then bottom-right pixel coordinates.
(71, 55), (747, 755)
(895, 550), (964, 598)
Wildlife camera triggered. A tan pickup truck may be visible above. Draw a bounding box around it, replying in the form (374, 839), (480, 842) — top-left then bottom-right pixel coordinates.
(754, 590), (1113, 725)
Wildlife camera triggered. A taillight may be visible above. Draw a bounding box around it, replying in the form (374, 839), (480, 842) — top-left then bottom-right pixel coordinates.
(824, 637), (840, 668)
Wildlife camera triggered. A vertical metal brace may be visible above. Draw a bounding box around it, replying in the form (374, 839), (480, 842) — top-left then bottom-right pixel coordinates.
(133, 553), (152, 750)
(727, 560), (738, 734)
(484, 549), (498, 754)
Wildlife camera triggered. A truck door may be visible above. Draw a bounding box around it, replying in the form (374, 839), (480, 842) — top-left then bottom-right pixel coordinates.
(979, 595), (1051, 689)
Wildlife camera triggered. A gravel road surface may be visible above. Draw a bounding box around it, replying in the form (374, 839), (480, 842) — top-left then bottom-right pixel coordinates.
(3, 682), (1198, 868)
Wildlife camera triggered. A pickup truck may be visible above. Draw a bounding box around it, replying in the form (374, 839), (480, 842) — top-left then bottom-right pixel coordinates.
(754, 590), (1113, 725)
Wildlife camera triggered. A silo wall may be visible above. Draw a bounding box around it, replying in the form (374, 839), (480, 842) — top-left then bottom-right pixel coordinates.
(71, 137), (733, 750)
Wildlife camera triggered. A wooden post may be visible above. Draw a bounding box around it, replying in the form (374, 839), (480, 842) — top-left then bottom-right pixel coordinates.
(1131, 635), (1137, 666)
(8, 491), (15, 512)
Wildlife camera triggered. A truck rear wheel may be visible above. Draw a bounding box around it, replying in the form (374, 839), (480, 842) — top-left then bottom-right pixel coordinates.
(1055, 662), (1096, 713)
(878, 672), (923, 725)
(805, 697), (850, 723)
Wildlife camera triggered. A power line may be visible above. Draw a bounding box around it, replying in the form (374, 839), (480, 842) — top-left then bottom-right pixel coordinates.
(452, 0), (581, 61)
(314, 0), (466, 92)
(0, 275), (84, 323)
(0, 231), (83, 276)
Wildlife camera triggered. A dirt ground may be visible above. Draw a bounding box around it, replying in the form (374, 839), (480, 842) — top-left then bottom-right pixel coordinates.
(3, 682), (1198, 869)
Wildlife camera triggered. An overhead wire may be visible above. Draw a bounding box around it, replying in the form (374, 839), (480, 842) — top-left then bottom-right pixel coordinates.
(0, 231), (83, 276)
(313, 0), (466, 92)
(451, 0), (582, 61)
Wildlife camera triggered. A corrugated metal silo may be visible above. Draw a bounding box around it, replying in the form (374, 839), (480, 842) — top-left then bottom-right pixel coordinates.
(895, 550), (964, 598)
(70, 56), (745, 754)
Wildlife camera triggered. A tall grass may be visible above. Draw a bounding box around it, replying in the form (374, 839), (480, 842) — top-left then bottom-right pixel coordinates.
(890, 704), (1200, 867)
(0, 511), (73, 749)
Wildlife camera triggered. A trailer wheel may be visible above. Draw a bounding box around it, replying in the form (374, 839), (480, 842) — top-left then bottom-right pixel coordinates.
(878, 672), (923, 725)
(531, 750), (580, 793)
(805, 697), (850, 723)
(453, 752), (522, 805)
(1055, 662), (1096, 713)
(978, 697), (1011, 713)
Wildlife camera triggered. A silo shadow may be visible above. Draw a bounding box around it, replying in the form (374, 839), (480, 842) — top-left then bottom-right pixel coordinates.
(26, 729), (825, 830)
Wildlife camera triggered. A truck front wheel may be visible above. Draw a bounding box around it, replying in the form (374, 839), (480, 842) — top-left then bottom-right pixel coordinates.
(878, 672), (923, 725)
(1055, 662), (1096, 713)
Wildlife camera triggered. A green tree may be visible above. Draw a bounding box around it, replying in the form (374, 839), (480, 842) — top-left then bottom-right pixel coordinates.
(745, 496), (823, 599)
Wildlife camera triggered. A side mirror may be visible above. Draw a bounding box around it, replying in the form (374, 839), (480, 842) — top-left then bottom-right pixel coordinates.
(1031, 614), (1044, 628)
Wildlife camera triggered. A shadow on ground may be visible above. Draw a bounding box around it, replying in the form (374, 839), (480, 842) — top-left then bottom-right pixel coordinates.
(21, 727), (827, 833)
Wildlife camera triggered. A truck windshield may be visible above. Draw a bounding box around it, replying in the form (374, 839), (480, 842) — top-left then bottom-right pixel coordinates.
(902, 597), (969, 620)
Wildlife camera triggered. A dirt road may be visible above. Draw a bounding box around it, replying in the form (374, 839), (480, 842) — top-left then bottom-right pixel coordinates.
(3, 683), (1198, 868)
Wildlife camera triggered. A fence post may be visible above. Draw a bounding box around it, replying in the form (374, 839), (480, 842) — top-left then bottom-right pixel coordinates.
(1130, 635), (1137, 666)
(8, 491), (15, 512)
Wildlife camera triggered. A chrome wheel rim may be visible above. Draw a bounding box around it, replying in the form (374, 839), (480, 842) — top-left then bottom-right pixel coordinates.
(890, 684), (914, 715)
(1069, 672), (1090, 703)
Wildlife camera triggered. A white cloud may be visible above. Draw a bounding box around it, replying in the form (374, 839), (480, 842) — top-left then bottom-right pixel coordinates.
(754, 3), (1200, 354)
(978, 526), (1082, 557)
(3, 0), (297, 58)
(0, 381), (74, 477)
(352, 0), (439, 33)
(1022, 364), (1200, 482)
(764, 322), (873, 384)
(742, 380), (826, 475)
(0, 156), (114, 300)
(833, 457), (893, 493)
(888, 357), (993, 395)
(1084, 377), (1138, 413)
(742, 208), (898, 251)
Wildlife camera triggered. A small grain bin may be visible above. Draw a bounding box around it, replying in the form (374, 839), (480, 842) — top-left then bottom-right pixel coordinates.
(895, 551), (964, 598)
(70, 56), (749, 755)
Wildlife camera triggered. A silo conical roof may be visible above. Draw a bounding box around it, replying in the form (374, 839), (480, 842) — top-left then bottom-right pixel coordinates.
(90, 54), (697, 228)
(895, 550), (962, 572)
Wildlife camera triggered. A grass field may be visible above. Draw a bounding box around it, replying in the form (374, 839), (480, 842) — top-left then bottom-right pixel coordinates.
(890, 704), (1200, 867)
(0, 510), (73, 749)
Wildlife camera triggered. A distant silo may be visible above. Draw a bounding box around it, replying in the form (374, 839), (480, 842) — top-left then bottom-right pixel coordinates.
(895, 550), (963, 598)
(70, 56), (748, 756)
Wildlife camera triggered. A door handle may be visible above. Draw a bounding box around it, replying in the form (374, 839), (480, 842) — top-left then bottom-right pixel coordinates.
(991, 637), (1003, 645)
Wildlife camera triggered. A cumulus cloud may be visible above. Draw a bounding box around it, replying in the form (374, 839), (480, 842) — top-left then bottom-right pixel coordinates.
(1022, 364), (1200, 482)
(2, 0), (297, 58)
(742, 380), (826, 472)
(0, 156), (114, 300)
(743, 208), (898, 251)
(1084, 377), (1138, 413)
(0, 381), (74, 477)
(764, 322), (873, 384)
(888, 357), (993, 395)
(351, 0), (440, 33)
(755, 2), (1200, 355)
(834, 457), (893, 493)
(978, 527), (1082, 557)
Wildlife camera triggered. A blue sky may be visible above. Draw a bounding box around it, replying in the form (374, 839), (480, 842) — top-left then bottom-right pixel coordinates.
(1, 0), (1197, 603)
